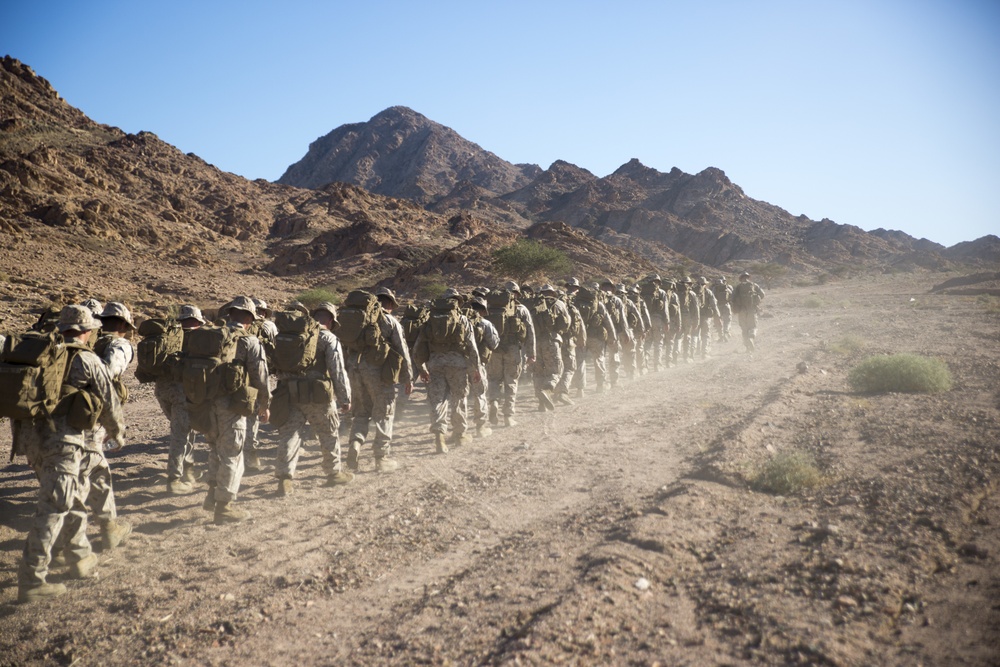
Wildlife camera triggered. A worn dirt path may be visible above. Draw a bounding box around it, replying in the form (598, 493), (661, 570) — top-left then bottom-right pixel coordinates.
(1, 274), (998, 666)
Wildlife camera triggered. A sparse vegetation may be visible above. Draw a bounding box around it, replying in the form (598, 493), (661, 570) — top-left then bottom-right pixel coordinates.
(976, 294), (1000, 314)
(848, 353), (952, 394)
(803, 295), (825, 308)
(493, 240), (572, 283)
(295, 286), (341, 308)
(748, 262), (788, 287)
(751, 450), (823, 495)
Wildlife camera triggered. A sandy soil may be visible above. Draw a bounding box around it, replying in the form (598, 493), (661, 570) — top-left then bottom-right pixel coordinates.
(0, 273), (998, 666)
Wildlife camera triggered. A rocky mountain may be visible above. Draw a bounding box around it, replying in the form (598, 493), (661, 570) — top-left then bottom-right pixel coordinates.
(285, 110), (999, 275)
(0, 57), (659, 327)
(277, 106), (541, 203)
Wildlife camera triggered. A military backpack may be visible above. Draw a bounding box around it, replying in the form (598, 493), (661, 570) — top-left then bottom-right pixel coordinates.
(337, 290), (389, 366)
(485, 290), (527, 347)
(0, 331), (69, 422)
(270, 310), (321, 375)
(135, 318), (184, 383)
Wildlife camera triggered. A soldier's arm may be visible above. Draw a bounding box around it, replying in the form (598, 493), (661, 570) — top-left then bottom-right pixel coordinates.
(482, 319), (500, 351)
(386, 316), (414, 384)
(322, 332), (351, 406)
(516, 304), (537, 359)
(461, 318), (481, 372)
(84, 353), (124, 440)
(243, 337), (271, 409)
(102, 338), (133, 380)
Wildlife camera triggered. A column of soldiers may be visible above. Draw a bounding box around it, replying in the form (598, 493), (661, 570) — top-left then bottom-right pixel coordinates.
(2, 272), (764, 603)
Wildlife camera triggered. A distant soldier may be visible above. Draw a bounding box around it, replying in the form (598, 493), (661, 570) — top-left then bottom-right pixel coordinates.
(16, 305), (124, 602)
(712, 277), (733, 342)
(531, 285), (571, 411)
(198, 296), (272, 524)
(625, 285), (651, 376)
(271, 302), (352, 493)
(675, 277), (700, 363)
(157, 305), (206, 494)
(640, 275), (669, 371)
(555, 285), (586, 405)
(572, 282), (617, 395)
(731, 271), (765, 353)
(600, 280), (630, 387)
(485, 281), (536, 428)
(695, 277), (721, 359)
(466, 296), (499, 438)
(413, 288), (481, 452)
(244, 297), (277, 472)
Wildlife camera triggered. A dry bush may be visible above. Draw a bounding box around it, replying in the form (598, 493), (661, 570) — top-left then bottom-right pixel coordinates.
(848, 353), (952, 394)
(751, 450), (823, 495)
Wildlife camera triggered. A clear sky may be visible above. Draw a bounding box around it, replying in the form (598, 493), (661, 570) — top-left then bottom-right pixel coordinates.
(3, 0), (998, 246)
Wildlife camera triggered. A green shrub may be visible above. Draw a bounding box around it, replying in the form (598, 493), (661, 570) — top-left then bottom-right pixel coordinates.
(752, 450), (822, 495)
(493, 239), (572, 282)
(295, 286), (340, 309)
(848, 354), (952, 394)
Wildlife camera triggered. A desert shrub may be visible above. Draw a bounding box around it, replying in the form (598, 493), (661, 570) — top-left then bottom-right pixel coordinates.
(848, 354), (952, 394)
(976, 294), (1000, 314)
(295, 286), (340, 308)
(802, 295), (824, 308)
(418, 278), (448, 300)
(751, 450), (822, 495)
(829, 335), (865, 355)
(493, 240), (572, 282)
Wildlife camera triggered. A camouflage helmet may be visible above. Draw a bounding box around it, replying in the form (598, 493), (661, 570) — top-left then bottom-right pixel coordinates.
(646, 273), (662, 283)
(58, 304), (102, 333)
(680, 276), (693, 285)
(503, 280), (521, 294)
(441, 287), (464, 301)
(471, 286), (490, 298)
(665, 279), (677, 289)
(565, 277), (581, 287)
(600, 278), (615, 288)
(226, 295), (259, 320)
(311, 301), (339, 324)
(615, 284), (627, 295)
(286, 300), (310, 315)
(375, 286), (399, 307)
(715, 277), (727, 285)
(630, 284), (642, 294)
(698, 276), (709, 285)
(98, 302), (136, 330)
(252, 298), (271, 316)
(587, 281), (601, 291)
(740, 271), (751, 279)
(80, 298), (103, 317)
(469, 296), (488, 311)
(539, 283), (557, 295)
(177, 304), (207, 325)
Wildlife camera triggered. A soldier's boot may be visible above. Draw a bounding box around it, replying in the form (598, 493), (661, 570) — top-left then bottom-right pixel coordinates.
(278, 478), (294, 497)
(435, 433), (448, 454)
(214, 502), (248, 525)
(576, 386), (585, 399)
(69, 553), (99, 580)
(556, 391), (574, 406)
(452, 431), (468, 447)
(539, 389), (555, 411)
(18, 582), (67, 604)
(244, 450), (262, 471)
(325, 471), (355, 486)
(202, 487), (217, 512)
(375, 457), (399, 473)
(345, 444), (360, 472)
(181, 466), (200, 485)
(477, 424), (493, 439)
(488, 403), (499, 426)
(50, 550), (69, 569)
(504, 415), (517, 428)
(167, 478), (193, 495)
(101, 519), (131, 551)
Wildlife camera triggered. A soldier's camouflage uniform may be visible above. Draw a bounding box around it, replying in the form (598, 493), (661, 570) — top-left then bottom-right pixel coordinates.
(574, 297), (616, 395)
(155, 377), (195, 482)
(17, 345), (123, 588)
(487, 301), (536, 421)
(468, 314), (499, 431)
(697, 285), (721, 359)
(275, 329), (351, 479)
(416, 311), (481, 439)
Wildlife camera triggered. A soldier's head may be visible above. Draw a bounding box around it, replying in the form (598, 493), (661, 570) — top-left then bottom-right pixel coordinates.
(565, 277), (581, 294)
(600, 279), (615, 293)
(469, 297), (488, 316)
(441, 287), (465, 304)
(678, 276), (693, 291)
(311, 302), (339, 330)
(58, 304), (101, 343)
(472, 286), (490, 299)
(539, 284), (558, 297)
(252, 298), (272, 319)
(718, 276), (727, 284)
(80, 298), (103, 318)
(177, 304), (207, 330)
(740, 271), (751, 282)
(375, 287), (399, 313)
(98, 302), (136, 336)
(225, 296), (258, 327)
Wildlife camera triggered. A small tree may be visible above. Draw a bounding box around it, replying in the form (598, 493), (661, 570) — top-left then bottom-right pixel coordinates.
(493, 239), (572, 283)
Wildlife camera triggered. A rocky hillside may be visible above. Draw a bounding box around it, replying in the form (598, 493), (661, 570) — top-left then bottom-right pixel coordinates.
(284, 109), (1000, 274)
(277, 106), (541, 203)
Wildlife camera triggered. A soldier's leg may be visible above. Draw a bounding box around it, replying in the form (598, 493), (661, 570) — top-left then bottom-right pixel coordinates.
(447, 366), (470, 439)
(303, 403), (343, 476)
(471, 365), (489, 429)
(80, 450), (116, 524)
(212, 409), (247, 505)
(369, 365), (398, 461)
(487, 354), (503, 424)
(348, 368), (373, 461)
(167, 400), (193, 482)
(427, 370), (449, 435)
(502, 347), (522, 418)
(275, 404), (306, 480)
(556, 343), (576, 397)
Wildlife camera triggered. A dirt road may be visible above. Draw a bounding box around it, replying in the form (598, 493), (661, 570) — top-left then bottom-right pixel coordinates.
(1, 274), (998, 666)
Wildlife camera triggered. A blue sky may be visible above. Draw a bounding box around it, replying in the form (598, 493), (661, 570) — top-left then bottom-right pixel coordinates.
(4, 0), (998, 246)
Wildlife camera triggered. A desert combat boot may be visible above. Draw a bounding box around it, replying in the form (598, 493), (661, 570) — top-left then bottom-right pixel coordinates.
(101, 518), (132, 551)
(18, 582), (67, 604)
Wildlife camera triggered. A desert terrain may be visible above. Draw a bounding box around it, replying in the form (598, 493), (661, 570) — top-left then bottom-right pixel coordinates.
(0, 272), (997, 666)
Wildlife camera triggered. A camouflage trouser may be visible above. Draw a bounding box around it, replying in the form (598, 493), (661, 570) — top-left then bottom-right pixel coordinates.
(487, 345), (523, 417)
(428, 362), (470, 436)
(555, 341), (576, 395)
(532, 336), (563, 395)
(348, 362), (397, 459)
(576, 337), (609, 393)
(737, 309), (758, 351)
(698, 318), (713, 358)
(680, 322), (698, 361)
(19, 427), (92, 586)
(607, 338), (623, 385)
(470, 363), (489, 428)
(623, 337), (640, 378)
(246, 415), (261, 454)
(646, 318), (667, 369)
(78, 449), (117, 525)
(718, 304), (732, 340)
(155, 380), (195, 481)
(206, 406), (247, 504)
(276, 401), (342, 478)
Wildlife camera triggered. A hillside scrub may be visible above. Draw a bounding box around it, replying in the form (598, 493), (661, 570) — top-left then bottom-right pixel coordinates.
(848, 353), (953, 394)
(492, 239), (572, 283)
